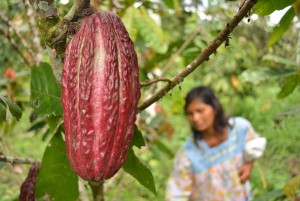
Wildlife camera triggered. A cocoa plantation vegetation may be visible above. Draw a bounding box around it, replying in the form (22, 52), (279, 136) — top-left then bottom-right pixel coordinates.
(0, 0), (299, 201)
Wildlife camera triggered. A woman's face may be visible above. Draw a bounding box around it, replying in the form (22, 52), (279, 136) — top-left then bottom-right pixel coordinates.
(186, 99), (216, 133)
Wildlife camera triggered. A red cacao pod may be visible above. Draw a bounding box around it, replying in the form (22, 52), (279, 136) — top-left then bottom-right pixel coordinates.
(19, 164), (40, 201)
(62, 11), (140, 181)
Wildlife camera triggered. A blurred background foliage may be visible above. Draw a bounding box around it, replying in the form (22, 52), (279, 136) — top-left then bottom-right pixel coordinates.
(0, 0), (299, 200)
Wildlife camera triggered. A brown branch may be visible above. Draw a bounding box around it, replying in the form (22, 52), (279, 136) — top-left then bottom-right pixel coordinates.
(137, 0), (258, 112)
(64, 0), (91, 21)
(140, 78), (172, 88)
(0, 12), (35, 66)
(0, 25), (32, 66)
(0, 154), (41, 165)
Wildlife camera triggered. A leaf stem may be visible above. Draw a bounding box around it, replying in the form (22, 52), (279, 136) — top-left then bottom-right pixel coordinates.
(88, 181), (105, 201)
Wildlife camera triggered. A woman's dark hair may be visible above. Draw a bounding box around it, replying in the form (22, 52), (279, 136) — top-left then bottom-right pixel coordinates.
(184, 86), (229, 143)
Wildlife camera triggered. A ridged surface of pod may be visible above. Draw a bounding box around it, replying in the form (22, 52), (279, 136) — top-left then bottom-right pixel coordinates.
(62, 11), (140, 181)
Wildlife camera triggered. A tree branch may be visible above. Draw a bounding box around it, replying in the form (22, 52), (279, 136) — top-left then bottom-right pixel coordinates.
(0, 154), (41, 165)
(0, 25), (32, 66)
(140, 78), (172, 88)
(137, 0), (258, 112)
(0, 12), (36, 66)
(64, 0), (91, 21)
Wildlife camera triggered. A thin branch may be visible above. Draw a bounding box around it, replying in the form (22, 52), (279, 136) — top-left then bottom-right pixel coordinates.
(64, 0), (91, 21)
(161, 25), (201, 75)
(0, 12), (35, 66)
(137, 0), (258, 112)
(0, 154), (41, 165)
(140, 78), (172, 88)
(0, 25), (32, 66)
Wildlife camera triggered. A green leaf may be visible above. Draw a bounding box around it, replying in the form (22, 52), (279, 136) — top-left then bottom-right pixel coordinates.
(47, 115), (62, 133)
(135, 7), (168, 54)
(35, 126), (79, 201)
(0, 162), (5, 169)
(268, 7), (295, 46)
(31, 62), (63, 116)
(277, 73), (300, 98)
(252, 189), (284, 201)
(254, 0), (296, 16)
(0, 96), (22, 123)
(162, 0), (182, 15)
(153, 140), (174, 158)
(122, 147), (156, 195)
(263, 53), (298, 66)
(0, 102), (7, 123)
(122, 7), (139, 41)
(123, 0), (135, 7)
(132, 125), (145, 149)
(239, 67), (295, 84)
(27, 121), (47, 132)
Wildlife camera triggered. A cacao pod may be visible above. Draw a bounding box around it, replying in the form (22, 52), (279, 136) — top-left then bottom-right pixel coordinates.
(62, 11), (140, 181)
(19, 164), (40, 201)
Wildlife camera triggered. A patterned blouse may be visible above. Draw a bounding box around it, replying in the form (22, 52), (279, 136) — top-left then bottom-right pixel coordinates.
(166, 117), (266, 201)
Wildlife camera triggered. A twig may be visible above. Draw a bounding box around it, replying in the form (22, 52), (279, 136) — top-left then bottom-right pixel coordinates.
(0, 154), (41, 165)
(0, 12), (35, 66)
(140, 78), (172, 88)
(64, 0), (91, 21)
(0, 25), (32, 66)
(137, 0), (258, 112)
(161, 25), (202, 75)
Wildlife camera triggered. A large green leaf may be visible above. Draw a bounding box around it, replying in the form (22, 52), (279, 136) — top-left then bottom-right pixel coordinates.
(277, 73), (300, 98)
(268, 7), (295, 46)
(122, 125), (156, 195)
(254, 0), (296, 16)
(135, 7), (168, 54)
(131, 124), (146, 149)
(35, 126), (79, 201)
(122, 147), (156, 195)
(31, 62), (63, 116)
(0, 96), (22, 123)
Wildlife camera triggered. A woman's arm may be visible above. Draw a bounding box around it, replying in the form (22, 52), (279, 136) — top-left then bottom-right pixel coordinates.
(239, 120), (266, 183)
(238, 160), (254, 183)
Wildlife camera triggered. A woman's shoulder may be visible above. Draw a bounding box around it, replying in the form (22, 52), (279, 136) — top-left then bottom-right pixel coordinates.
(229, 116), (252, 128)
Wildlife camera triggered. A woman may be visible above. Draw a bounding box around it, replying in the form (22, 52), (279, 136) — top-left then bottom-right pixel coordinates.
(166, 86), (266, 201)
